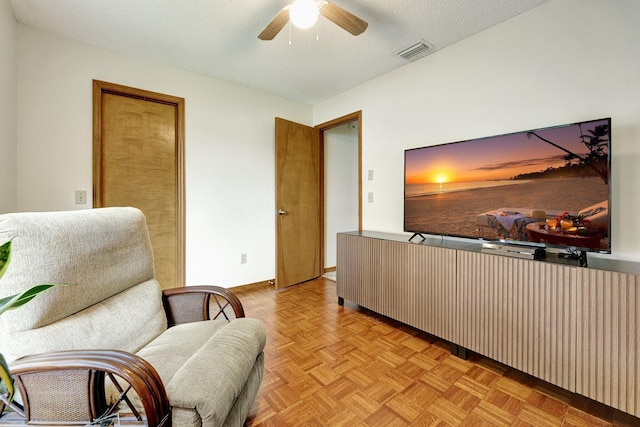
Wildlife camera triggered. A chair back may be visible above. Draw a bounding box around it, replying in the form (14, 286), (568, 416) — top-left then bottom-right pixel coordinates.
(0, 207), (167, 362)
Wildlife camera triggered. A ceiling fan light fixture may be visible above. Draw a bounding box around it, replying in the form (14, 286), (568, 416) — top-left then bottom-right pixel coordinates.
(289, 0), (319, 29)
(258, 0), (367, 41)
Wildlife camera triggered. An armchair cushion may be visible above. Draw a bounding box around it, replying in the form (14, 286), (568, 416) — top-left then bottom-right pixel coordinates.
(139, 318), (266, 426)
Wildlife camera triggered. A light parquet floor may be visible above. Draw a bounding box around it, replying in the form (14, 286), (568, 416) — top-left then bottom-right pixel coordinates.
(232, 278), (639, 426)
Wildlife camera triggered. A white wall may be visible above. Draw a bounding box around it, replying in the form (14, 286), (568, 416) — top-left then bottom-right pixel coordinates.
(0, 0), (17, 213)
(314, 0), (640, 262)
(324, 122), (359, 268)
(15, 25), (313, 287)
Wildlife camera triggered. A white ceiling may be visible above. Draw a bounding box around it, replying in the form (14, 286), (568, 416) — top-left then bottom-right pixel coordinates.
(9, 0), (550, 104)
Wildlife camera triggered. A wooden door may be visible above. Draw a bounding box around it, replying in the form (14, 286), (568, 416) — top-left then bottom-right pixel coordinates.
(275, 118), (321, 289)
(93, 80), (185, 289)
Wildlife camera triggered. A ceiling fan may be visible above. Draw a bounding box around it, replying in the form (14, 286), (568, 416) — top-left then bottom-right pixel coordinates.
(258, 0), (368, 41)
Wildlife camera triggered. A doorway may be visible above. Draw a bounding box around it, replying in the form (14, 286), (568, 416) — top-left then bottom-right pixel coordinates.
(275, 112), (361, 288)
(322, 120), (360, 272)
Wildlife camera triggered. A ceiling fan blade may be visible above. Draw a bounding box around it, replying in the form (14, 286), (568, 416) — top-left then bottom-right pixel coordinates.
(319, 2), (368, 36)
(258, 8), (290, 40)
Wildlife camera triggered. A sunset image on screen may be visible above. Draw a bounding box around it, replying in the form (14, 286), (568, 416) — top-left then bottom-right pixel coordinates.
(404, 118), (610, 252)
(405, 123), (597, 187)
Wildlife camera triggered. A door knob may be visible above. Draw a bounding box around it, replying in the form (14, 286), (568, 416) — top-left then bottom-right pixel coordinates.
(278, 209), (287, 215)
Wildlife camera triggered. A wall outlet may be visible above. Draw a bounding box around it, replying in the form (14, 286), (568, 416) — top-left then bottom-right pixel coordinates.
(368, 170), (374, 181)
(75, 190), (87, 204)
(368, 192), (374, 203)
(240, 253), (247, 264)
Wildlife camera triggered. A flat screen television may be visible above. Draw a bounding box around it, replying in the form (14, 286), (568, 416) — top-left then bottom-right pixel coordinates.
(404, 118), (611, 254)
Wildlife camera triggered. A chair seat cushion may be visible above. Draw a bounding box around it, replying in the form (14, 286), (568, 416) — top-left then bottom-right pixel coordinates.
(136, 318), (266, 426)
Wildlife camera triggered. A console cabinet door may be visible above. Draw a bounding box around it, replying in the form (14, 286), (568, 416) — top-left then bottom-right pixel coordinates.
(457, 251), (576, 391)
(337, 233), (385, 313)
(576, 268), (640, 417)
(383, 240), (457, 342)
(336, 234), (457, 341)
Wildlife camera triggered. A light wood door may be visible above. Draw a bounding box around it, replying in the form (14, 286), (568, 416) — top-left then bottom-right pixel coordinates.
(93, 80), (185, 289)
(275, 118), (321, 289)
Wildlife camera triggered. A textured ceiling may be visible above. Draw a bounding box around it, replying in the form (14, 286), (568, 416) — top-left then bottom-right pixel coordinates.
(9, 0), (550, 104)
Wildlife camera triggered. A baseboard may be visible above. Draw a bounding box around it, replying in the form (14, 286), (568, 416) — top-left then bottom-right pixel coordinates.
(229, 279), (275, 292)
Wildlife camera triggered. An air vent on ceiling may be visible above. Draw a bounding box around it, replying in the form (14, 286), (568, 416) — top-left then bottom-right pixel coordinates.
(397, 40), (435, 61)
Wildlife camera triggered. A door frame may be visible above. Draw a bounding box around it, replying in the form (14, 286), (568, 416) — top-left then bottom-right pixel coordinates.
(317, 110), (362, 272)
(92, 80), (186, 287)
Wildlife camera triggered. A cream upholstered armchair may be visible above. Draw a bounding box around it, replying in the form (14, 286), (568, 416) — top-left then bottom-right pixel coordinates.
(0, 207), (265, 426)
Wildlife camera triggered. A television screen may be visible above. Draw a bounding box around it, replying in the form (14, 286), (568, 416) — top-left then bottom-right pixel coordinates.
(404, 118), (611, 253)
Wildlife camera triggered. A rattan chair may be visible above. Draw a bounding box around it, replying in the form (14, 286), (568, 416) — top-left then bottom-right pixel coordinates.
(0, 208), (265, 427)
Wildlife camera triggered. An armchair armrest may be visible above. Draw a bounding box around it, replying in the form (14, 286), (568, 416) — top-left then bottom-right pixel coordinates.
(162, 286), (245, 327)
(1, 350), (170, 427)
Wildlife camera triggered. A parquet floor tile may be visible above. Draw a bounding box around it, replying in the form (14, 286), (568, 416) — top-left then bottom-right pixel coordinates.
(470, 400), (517, 426)
(232, 278), (640, 426)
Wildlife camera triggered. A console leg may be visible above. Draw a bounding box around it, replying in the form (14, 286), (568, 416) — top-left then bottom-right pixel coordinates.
(457, 346), (469, 360)
(338, 297), (344, 306)
(449, 343), (469, 360)
(449, 343), (458, 355)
